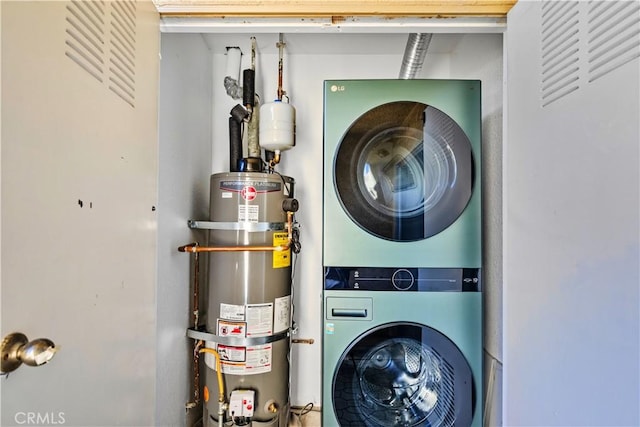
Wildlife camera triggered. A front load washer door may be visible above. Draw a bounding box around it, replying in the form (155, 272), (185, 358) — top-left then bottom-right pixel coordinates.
(332, 322), (474, 427)
(334, 101), (474, 241)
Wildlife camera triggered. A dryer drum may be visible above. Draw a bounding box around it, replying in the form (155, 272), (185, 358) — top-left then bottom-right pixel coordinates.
(334, 101), (474, 242)
(332, 322), (474, 427)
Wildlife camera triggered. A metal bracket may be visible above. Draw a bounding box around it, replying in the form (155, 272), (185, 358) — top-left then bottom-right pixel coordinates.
(186, 328), (290, 346)
(188, 220), (285, 232)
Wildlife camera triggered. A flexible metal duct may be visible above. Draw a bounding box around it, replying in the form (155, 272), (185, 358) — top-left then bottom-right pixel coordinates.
(399, 33), (432, 79)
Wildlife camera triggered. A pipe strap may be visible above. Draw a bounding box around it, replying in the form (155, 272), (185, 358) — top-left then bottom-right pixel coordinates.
(187, 328), (289, 346)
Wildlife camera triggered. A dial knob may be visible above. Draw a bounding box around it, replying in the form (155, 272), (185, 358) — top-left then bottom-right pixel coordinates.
(391, 269), (414, 290)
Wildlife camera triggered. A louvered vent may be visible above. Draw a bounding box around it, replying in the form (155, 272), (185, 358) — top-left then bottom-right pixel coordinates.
(587, 1), (640, 83)
(65, 0), (106, 83)
(541, 1), (581, 107)
(108, 1), (137, 107)
(65, 0), (137, 108)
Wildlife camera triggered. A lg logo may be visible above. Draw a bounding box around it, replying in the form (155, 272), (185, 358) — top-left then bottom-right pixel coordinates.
(14, 412), (66, 425)
(330, 85), (346, 92)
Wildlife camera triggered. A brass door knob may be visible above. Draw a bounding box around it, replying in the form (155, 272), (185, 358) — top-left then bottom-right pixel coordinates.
(1, 332), (57, 374)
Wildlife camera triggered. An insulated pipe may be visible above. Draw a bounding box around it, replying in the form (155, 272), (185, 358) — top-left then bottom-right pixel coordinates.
(399, 33), (432, 79)
(243, 69), (256, 110)
(224, 47), (243, 100)
(229, 105), (248, 173)
(247, 99), (261, 158)
(228, 117), (242, 172)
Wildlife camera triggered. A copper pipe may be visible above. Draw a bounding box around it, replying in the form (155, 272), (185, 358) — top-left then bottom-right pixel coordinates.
(268, 151), (282, 168)
(286, 211), (294, 248)
(193, 248), (200, 327)
(186, 245), (202, 410)
(179, 244), (290, 253)
(193, 340), (203, 404)
(192, 251), (201, 406)
(277, 33), (285, 101)
(178, 211), (294, 254)
(291, 338), (315, 345)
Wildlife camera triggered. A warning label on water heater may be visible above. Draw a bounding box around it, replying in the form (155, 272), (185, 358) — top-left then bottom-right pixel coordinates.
(274, 295), (291, 333)
(273, 232), (291, 268)
(217, 320), (246, 337)
(216, 344), (272, 375)
(220, 303), (245, 321)
(246, 303), (273, 337)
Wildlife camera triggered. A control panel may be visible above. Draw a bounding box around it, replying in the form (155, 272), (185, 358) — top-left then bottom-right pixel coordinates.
(229, 389), (255, 418)
(324, 267), (481, 292)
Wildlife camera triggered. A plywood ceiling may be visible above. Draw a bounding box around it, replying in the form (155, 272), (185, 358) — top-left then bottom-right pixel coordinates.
(154, 0), (517, 17)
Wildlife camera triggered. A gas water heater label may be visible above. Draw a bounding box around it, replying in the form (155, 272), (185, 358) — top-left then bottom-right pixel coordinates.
(274, 295), (291, 333)
(217, 345), (246, 363)
(217, 320), (246, 337)
(220, 303), (245, 321)
(238, 205), (259, 222)
(273, 232), (291, 268)
(217, 344), (272, 375)
(246, 303), (273, 337)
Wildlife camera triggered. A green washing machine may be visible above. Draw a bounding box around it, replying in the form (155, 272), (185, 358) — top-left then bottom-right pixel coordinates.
(323, 79), (482, 268)
(322, 267), (482, 427)
(322, 80), (483, 426)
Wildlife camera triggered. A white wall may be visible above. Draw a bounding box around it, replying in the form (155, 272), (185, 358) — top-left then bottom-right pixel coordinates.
(157, 33), (213, 426)
(504, 1), (639, 425)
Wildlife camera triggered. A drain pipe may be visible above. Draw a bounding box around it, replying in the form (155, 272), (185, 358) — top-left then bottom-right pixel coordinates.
(399, 33), (432, 79)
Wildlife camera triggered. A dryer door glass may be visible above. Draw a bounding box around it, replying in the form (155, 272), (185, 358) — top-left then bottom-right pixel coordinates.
(332, 322), (474, 427)
(334, 101), (474, 241)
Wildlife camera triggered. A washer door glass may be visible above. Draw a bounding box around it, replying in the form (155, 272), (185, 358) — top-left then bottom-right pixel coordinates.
(334, 101), (474, 241)
(332, 322), (474, 427)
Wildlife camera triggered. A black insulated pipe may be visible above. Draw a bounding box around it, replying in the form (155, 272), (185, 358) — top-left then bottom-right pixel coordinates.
(243, 69), (256, 108)
(228, 117), (242, 172)
(229, 105), (249, 172)
(230, 104), (249, 123)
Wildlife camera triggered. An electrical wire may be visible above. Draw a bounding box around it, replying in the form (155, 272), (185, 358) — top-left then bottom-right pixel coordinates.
(289, 403), (317, 427)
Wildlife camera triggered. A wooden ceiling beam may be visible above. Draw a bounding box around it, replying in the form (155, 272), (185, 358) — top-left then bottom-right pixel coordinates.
(155, 1), (518, 18)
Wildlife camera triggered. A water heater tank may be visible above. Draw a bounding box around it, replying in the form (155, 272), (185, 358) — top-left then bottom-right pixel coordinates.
(203, 171), (295, 427)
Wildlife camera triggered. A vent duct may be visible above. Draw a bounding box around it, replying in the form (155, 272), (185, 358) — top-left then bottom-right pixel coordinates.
(399, 33), (432, 79)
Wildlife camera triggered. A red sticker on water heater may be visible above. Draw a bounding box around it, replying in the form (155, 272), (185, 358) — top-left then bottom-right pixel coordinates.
(241, 186), (257, 201)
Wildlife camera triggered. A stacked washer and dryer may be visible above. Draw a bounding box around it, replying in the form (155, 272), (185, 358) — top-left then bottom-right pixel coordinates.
(322, 80), (483, 427)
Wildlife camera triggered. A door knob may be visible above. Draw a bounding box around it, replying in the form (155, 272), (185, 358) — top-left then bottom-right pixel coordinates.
(1, 332), (57, 374)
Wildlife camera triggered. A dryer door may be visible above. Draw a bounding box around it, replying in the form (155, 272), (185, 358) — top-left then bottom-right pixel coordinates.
(332, 322), (474, 427)
(334, 101), (474, 241)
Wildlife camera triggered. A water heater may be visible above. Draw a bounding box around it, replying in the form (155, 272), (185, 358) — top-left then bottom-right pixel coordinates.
(202, 172), (294, 427)
(181, 34), (300, 427)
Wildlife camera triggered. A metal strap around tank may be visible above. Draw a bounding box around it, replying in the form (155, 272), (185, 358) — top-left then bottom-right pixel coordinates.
(188, 220), (285, 232)
(186, 328), (290, 346)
